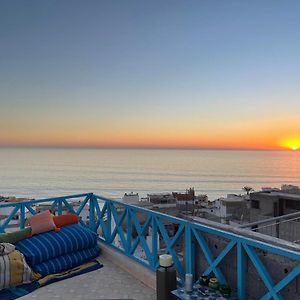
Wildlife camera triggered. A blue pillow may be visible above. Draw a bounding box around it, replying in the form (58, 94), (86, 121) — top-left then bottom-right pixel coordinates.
(16, 224), (98, 266)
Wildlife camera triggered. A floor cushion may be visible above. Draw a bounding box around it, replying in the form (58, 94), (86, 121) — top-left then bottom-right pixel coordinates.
(33, 245), (100, 277)
(16, 224), (98, 267)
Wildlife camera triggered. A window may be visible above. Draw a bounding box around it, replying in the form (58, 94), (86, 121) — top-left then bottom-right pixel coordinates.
(285, 200), (300, 210)
(251, 200), (260, 209)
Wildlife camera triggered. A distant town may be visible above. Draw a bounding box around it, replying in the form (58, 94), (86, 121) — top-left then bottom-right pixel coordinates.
(123, 184), (300, 243)
(2, 184), (300, 246)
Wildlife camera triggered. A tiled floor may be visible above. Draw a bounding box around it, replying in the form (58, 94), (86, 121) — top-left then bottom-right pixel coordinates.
(20, 256), (156, 300)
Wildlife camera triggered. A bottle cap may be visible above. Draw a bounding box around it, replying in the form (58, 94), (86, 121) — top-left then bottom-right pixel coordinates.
(159, 254), (173, 267)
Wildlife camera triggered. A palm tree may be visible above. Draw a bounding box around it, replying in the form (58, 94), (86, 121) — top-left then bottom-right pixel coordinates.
(242, 186), (254, 195)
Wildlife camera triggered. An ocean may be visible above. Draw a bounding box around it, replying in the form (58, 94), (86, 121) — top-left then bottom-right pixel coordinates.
(0, 148), (299, 201)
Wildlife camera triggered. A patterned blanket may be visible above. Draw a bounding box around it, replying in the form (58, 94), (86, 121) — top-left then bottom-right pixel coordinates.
(0, 243), (37, 290)
(0, 259), (103, 300)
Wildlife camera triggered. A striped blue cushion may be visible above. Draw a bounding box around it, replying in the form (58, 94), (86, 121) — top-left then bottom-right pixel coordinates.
(33, 245), (100, 276)
(16, 224), (97, 266)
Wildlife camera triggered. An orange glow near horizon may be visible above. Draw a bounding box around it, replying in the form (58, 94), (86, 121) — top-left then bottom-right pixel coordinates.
(0, 129), (292, 150)
(1, 116), (300, 150)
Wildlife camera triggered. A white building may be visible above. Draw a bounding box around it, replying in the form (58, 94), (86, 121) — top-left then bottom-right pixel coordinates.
(198, 194), (249, 222)
(122, 192), (140, 204)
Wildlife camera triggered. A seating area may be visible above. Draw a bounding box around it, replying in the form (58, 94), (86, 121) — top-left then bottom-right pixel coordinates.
(0, 211), (102, 299)
(1, 193), (300, 299)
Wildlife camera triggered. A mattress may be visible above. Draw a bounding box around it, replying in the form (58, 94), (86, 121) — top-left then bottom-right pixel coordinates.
(16, 224), (98, 267)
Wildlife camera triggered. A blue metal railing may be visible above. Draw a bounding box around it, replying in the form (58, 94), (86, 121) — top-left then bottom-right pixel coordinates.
(1, 193), (300, 299)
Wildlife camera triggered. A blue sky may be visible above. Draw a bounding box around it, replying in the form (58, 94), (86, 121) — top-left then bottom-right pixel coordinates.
(1, 1), (300, 149)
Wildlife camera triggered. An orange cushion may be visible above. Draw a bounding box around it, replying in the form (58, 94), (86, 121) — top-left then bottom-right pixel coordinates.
(29, 210), (59, 235)
(53, 214), (79, 228)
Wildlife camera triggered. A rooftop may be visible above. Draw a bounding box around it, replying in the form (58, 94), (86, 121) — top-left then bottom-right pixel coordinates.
(20, 255), (156, 300)
(1, 193), (300, 300)
(251, 190), (300, 201)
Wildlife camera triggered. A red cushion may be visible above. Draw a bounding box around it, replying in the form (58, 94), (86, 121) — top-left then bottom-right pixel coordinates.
(29, 210), (59, 235)
(53, 214), (79, 228)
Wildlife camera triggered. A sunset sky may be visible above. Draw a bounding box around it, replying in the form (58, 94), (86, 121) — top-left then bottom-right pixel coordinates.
(1, 1), (300, 150)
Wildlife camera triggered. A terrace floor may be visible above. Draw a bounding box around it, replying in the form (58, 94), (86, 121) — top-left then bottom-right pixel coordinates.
(20, 256), (156, 300)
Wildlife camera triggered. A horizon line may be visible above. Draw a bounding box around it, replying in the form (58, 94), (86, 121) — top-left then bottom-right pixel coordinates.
(0, 144), (289, 151)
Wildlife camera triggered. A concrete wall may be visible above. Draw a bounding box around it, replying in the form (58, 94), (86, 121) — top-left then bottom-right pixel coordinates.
(279, 221), (300, 242)
(249, 193), (300, 242)
(100, 242), (156, 290)
(250, 219), (300, 242)
(250, 193), (277, 220)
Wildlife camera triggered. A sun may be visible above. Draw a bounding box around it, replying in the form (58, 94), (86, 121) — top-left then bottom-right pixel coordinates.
(279, 137), (300, 151)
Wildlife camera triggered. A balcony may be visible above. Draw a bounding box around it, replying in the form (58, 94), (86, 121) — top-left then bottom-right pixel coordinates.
(1, 193), (300, 299)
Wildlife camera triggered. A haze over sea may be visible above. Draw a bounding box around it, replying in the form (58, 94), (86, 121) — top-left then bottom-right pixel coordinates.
(0, 148), (300, 201)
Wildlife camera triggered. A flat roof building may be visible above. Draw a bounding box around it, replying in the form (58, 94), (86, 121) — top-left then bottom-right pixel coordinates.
(249, 186), (300, 242)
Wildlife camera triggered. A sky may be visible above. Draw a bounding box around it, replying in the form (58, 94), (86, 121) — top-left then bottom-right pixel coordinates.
(0, 0), (300, 150)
